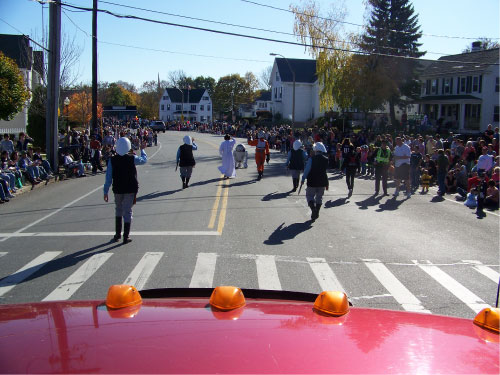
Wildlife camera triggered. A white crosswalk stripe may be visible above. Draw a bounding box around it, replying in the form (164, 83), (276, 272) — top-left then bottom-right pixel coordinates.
(43, 253), (113, 301)
(462, 260), (500, 283)
(363, 259), (431, 314)
(0, 252), (7, 258)
(0, 252), (62, 297)
(124, 252), (164, 290)
(189, 252), (217, 288)
(256, 255), (281, 290)
(412, 260), (490, 314)
(307, 257), (345, 293)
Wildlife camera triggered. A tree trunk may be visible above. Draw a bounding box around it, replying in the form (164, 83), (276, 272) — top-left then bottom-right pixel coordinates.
(389, 98), (397, 130)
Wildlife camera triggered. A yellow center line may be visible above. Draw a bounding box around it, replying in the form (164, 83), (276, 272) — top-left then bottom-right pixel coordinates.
(208, 175), (224, 229)
(217, 178), (230, 234)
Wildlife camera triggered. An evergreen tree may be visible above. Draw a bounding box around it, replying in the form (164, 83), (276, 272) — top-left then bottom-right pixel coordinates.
(361, 0), (425, 127)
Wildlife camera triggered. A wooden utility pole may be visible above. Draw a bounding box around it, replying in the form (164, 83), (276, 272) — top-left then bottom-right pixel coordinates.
(45, 0), (61, 171)
(91, 0), (98, 133)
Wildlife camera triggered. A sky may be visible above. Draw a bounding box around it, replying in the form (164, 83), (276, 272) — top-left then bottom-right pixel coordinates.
(1, 0), (499, 90)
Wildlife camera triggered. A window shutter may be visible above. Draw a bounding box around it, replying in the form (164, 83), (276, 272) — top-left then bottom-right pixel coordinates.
(450, 77), (453, 94)
(426, 80), (430, 95)
(441, 78), (445, 94)
(456, 77), (460, 94)
(479, 75), (482, 93)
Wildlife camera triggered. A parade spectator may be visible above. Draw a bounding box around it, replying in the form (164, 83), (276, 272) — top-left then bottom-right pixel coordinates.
(1, 134), (14, 155)
(393, 137), (412, 198)
(374, 141), (390, 195)
(484, 180), (499, 209)
(16, 132), (34, 152)
(420, 169), (431, 194)
(476, 146), (494, 175)
(410, 145), (422, 191)
(63, 150), (86, 177)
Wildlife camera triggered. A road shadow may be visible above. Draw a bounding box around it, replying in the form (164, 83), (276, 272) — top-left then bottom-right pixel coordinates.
(136, 189), (181, 201)
(376, 197), (406, 212)
(262, 191), (291, 201)
(227, 179), (257, 188)
(189, 177), (222, 187)
(430, 195), (445, 203)
(0, 241), (123, 287)
(324, 198), (349, 208)
(329, 174), (344, 180)
(264, 221), (313, 245)
(355, 195), (383, 210)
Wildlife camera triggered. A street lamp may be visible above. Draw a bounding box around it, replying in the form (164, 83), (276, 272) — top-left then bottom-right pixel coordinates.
(175, 87), (184, 123)
(64, 96), (70, 130)
(270, 53), (295, 130)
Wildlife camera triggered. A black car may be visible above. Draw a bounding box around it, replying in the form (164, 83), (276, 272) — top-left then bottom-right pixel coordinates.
(151, 121), (166, 132)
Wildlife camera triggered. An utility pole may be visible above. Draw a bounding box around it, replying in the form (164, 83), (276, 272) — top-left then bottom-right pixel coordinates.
(91, 0), (98, 133)
(45, 0), (61, 171)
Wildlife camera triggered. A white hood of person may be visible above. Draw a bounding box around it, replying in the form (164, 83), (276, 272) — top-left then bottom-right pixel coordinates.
(293, 140), (302, 151)
(183, 135), (192, 145)
(116, 137), (131, 156)
(313, 142), (327, 153)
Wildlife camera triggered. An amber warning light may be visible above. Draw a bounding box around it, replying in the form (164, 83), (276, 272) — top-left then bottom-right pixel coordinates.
(474, 307), (499, 334)
(106, 284), (142, 309)
(209, 286), (246, 311)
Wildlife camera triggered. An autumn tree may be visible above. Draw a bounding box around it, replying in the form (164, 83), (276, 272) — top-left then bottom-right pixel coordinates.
(138, 80), (162, 119)
(0, 52), (30, 120)
(193, 76), (216, 96)
(68, 87), (92, 126)
(213, 74), (253, 119)
(100, 82), (138, 106)
(360, 0), (425, 126)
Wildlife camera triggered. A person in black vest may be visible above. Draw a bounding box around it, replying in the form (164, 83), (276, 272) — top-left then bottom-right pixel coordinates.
(301, 142), (329, 221)
(342, 148), (360, 197)
(286, 140), (308, 192)
(103, 137), (147, 243)
(176, 135), (198, 189)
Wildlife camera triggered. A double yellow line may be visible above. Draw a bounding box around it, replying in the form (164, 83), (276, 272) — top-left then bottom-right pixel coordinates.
(208, 175), (229, 234)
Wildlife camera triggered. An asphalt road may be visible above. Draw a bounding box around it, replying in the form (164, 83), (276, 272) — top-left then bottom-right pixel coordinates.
(0, 131), (498, 320)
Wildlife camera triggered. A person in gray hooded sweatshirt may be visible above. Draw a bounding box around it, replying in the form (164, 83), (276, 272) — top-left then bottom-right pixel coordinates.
(286, 139), (308, 192)
(103, 137), (147, 243)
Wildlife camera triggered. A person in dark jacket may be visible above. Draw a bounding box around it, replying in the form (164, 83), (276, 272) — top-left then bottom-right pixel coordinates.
(301, 142), (329, 221)
(286, 140), (308, 192)
(103, 137), (147, 243)
(176, 135), (198, 189)
(341, 148), (360, 197)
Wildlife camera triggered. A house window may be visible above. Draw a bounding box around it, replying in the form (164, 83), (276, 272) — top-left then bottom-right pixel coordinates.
(167, 104), (170, 111)
(191, 105), (196, 111)
(431, 79), (437, 94)
(494, 106), (499, 122)
(276, 71), (279, 81)
(465, 103), (481, 130)
(200, 105), (204, 111)
(496, 77), (499, 92)
(207, 115), (211, 121)
(460, 77), (466, 92)
(203, 96), (209, 101)
(425, 80), (430, 95)
(207, 105), (211, 111)
(176, 104), (181, 110)
(167, 115), (170, 121)
(444, 78), (451, 94)
(201, 116), (205, 122)
(274, 87), (277, 99)
(279, 87), (282, 99)
(472, 76), (479, 92)
(161, 104), (164, 111)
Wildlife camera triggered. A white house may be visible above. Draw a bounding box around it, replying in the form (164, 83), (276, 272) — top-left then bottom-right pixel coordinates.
(238, 90), (273, 119)
(158, 88), (212, 123)
(270, 58), (323, 123)
(418, 46), (499, 133)
(0, 34), (44, 134)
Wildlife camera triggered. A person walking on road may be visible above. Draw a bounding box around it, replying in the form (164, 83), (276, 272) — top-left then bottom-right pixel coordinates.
(342, 147), (360, 197)
(177, 135), (198, 189)
(103, 137), (148, 244)
(286, 140), (308, 192)
(248, 131), (270, 180)
(393, 137), (412, 198)
(374, 140), (391, 196)
(218, 134), (236, 179)
(301, 142), (329, 221)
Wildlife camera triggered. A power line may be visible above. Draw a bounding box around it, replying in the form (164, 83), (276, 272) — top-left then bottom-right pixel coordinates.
(0, 17), (50, 52)
(62, 10), (271, 64)
(58, 2), (499, 66)
(87, 0), (447, 56)
(240, 0), (500, 41)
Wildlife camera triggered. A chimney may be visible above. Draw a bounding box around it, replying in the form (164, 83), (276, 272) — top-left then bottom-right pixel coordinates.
(471, 41), (482, 52)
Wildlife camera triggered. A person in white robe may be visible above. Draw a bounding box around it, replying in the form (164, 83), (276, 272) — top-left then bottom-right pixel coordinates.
(218, 134), (236, 179)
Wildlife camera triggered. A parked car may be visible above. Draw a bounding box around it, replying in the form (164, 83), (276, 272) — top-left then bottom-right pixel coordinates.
(0, 286), (498, 373)
(150, 121), (166, 132)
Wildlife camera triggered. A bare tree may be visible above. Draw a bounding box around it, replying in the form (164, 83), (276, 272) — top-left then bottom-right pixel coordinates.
(259, 66), (273, 90)
(59, 29), (84, 89)
(167, 70), (188, 87)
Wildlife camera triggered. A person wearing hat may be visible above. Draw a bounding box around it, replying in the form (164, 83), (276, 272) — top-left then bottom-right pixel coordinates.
(248, 131), (270, 180)
(176, 135), (198, 189)
(286, 139), (308, 192)
(103, 137), (147, 243)
(301, 142), (329, 221)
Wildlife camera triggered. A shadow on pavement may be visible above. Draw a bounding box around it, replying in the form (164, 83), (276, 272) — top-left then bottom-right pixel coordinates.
(355, 195), (383, 210)
(264, 221), (313, 245)
(262, 191), (291, 201)
(430, 195), (445, 203)
(376, 197), (406, 211)
(189, 177), (222, 187)
(324, 198), (349, 208)
(227, 179), (257, 188)
(136, 189), (181, 201)
(1, 241), (123, 286)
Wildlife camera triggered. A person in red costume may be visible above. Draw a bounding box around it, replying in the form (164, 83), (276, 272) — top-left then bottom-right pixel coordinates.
(248, 131), (270, 180)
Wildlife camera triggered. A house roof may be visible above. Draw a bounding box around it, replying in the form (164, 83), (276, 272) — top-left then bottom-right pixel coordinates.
(276, 58), (317, 83)
(256, 91), (271, 101)
(422, 48), (499, 77)
(165, 88), (207, 103)
(0, 34), (32, 70)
